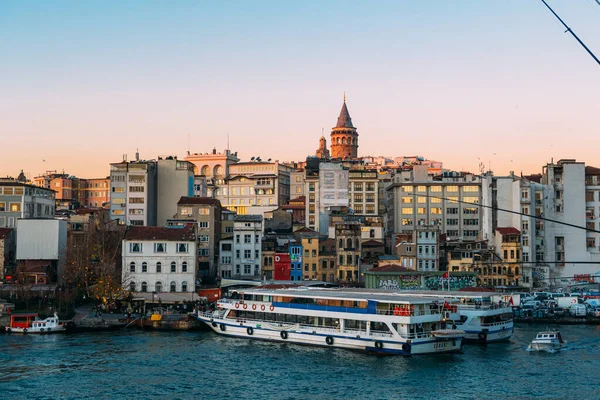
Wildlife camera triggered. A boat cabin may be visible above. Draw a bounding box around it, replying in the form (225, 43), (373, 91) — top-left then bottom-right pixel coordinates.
(9, 313), (38, 329)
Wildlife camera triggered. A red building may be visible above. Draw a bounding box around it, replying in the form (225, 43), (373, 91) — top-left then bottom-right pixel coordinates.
(274, 253), (291, 281)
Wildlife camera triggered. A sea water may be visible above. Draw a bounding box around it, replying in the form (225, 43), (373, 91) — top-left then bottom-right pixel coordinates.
(1, 324), (599, 399)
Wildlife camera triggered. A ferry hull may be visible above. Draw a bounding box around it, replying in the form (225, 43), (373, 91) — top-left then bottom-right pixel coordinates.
(4, 326), (66, 334)
(463, 326), (514, 343)
(196, 315), (463, 355)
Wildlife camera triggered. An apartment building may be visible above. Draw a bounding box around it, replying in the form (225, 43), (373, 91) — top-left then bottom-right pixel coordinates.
(109, 158), (157, 226)
(231, 215), (263, 279)
(0, 179), (55, 228)
(156, 157), (195, 226)
(335, 221), (361, 283)
(386, 166), (482, 243)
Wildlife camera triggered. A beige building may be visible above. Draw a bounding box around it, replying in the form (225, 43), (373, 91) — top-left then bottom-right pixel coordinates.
(171, 197), (222, 280)
(157, 157), (195, 226)
(335, 221), (362, 283)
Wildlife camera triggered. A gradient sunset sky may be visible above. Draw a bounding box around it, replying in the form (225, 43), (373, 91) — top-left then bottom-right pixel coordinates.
(2, 1), (599, 179)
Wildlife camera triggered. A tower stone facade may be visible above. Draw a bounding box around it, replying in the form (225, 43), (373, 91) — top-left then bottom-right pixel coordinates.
(315, 136), (330, 159)
(330, 99), (358, 159)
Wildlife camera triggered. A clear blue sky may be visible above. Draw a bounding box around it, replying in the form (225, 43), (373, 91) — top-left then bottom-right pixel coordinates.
(1, 1), (599, 178)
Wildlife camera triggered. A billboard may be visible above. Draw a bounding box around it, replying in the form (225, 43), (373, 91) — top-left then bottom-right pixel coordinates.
(319, 163), (348, 207)
(274, 253), (291, 281)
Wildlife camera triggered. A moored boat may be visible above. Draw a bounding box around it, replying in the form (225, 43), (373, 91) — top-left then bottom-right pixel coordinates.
(4, 312), (67, 334)
(195, 287), (466, 355)
(527, 330), (566, 353)
(136, 307), (202, 331)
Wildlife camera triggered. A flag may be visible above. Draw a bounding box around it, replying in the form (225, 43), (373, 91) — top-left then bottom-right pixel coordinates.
(508, 297), (514, 306)
(442, 271), (449, 279)
(443, 301), (451, 309)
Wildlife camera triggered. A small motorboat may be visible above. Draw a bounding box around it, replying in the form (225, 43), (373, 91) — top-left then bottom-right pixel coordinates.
(431, 329), (467, 339)
(4, 312), (67, 334)
(527, 330), (566, 353)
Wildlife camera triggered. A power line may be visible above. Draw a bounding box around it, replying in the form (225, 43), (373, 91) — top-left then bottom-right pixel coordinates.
(540, 0), (600, 67)
(420, 193), (600, 234)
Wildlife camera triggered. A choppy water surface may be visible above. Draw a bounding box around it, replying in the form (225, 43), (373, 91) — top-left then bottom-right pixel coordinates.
(1, 324), (599, 399)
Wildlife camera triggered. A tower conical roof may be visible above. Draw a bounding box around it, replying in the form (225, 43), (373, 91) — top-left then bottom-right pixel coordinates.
(335, 101), (354, 128)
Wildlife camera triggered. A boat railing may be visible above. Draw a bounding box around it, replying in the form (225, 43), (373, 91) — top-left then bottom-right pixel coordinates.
(399, 332), (434, 340)
(375, 309), (444, 317)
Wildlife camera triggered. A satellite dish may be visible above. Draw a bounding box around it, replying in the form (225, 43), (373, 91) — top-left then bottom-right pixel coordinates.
(251, 157), (255, 161)
(268, 158), (272, 162)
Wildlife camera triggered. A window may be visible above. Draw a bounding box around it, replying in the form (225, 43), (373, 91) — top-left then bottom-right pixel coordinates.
(447, 208), (458, 214)
(354, 193), (363, 203)
(463, 196), (479, 204)
(129, 281), (136, 292)
(463, 208), (478, 215)
(141, 282), (147, 292)
(156, 262), (162, 273)
(236, 250), (240, 259)
(354, 183), (363, 191)
(181, 281), (188, 292)
(0, 202), (5, 211)
(155, 281), (162, 292)
(244, 235), (251, 243)
(171, 262), (176, 272)
(366, 183), (376, 192)
(244, 265), (251, 274)
(244, 249), (251, 259)
(417, 186), (426, 192)
(198, 221), (209, 229)
(222, 243), (232, 251)
(129, 243), (142, 253)
(10, 203), (21, 212)
(430, 207), (442, 215)
(401, 218), (413, 226)
(255, 250), (259, 259)
(182, 262), (188, 272)
(170, 281), (176, 292)
(402, 186), (414, 193)
(417, 196), (426, 204)
(129, 197), (144, 204)
(401, 197), (413, 204)
(142, 262), (147, 273)
(236, 264), (240, 274)
(154, 243), (166, 253)
(130, 262), (136, 273)
(417, 207), (426, 215)
(177, 243), (189, 253)
(130, 186), (144, 192)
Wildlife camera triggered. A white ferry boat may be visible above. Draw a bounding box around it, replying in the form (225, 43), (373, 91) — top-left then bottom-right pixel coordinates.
(377, 290), (514, 343)
(195, 288), (466, 355)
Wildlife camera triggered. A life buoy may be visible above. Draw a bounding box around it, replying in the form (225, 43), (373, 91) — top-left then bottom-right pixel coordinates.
(478, 332), (487, 342)
(374, 341), (383, 349)
(280, 331), (288, 340)
(402, 343), (411, 354)
(40, 328), (44, 332)
(247, 327), (254, 335)
(326, 336), (334, 345)
(23, 328), (28, 333)
(235, 302), (240, 309)
(211, 321), (218, 328)
(261, 305), (266, 311)
(270, 305), (275, 311)
(219, 323), (226, 332)
(252, 304), (257, 311)
(243, 304), (248, 310)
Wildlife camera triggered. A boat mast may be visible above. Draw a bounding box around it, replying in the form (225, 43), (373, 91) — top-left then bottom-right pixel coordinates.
(539, 0), (600, 67)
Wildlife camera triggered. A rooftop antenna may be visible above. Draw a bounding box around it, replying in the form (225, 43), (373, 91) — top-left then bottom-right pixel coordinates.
(343, 91), (346, 102)
(135, 148), (139, 161)
(187, 133), (191, 155)
(227, 132), (230, 151)
(540, 0), (600, 67)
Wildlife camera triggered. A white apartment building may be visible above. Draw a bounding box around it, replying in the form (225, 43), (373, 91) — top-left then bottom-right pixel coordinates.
(231, 215), (263, 279)
(483, 159), (600, 289)
(218, 237), (234, 279)
(386, 166), (482, 243)
(122, 226), (197, 293)
(109, 157), (157, 226)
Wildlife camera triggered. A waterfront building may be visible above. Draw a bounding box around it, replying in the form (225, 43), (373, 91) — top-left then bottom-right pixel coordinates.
(170, 197), (222, 280)
(156, 156), (195, 226)
(393, 226), (439, 272)
(15, 219), (67, 284)
(218, 237), (234, 279)
(261, 237), (276, 280)
(122, 225), (197, 293)
(296, 228), (320, 281)
(482, 159), (600, 289)
(109, 156), (158, 227)
(0, 228), (15, 280)
(0, 179), (55, 228)
(231, 215), (263, 279)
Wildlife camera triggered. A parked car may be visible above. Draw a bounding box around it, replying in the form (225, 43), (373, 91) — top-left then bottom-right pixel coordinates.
(587, 307), (600, 318)
(549, 307), (566, 318)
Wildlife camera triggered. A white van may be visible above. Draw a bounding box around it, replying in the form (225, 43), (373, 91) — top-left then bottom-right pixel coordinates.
(570, 304), (587, 317)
